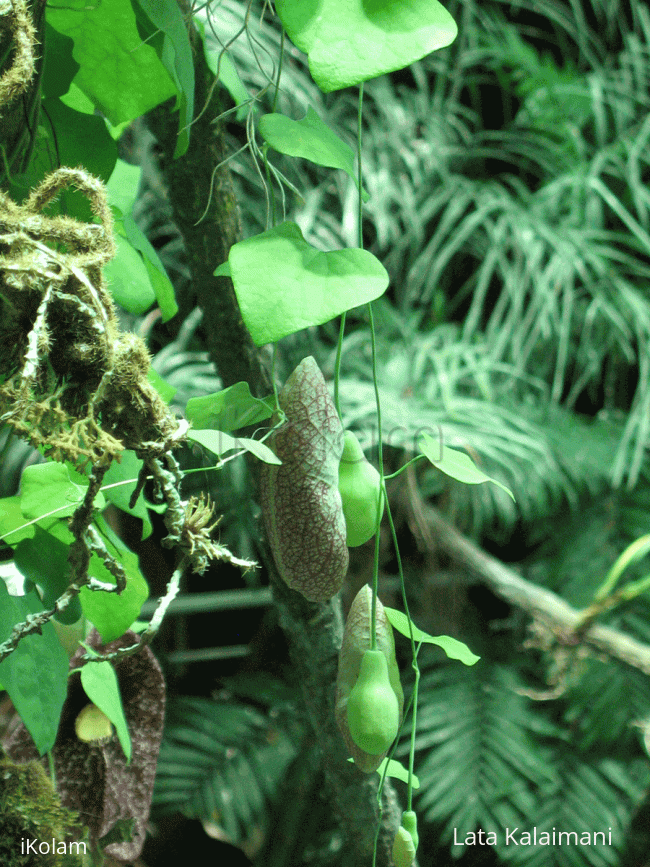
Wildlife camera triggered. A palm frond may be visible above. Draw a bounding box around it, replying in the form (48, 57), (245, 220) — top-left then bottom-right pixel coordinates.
(338, 319), (623, 537)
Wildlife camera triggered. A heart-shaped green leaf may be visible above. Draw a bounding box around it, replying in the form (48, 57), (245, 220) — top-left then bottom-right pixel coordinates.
(215, 221), (388, 346)
(47, 0), (176, 126)
(20, 462), (105, 526)
(275, 0), (457, 93)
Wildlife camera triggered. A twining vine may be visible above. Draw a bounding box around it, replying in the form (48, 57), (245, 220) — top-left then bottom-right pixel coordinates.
(0, 1), (476, 865)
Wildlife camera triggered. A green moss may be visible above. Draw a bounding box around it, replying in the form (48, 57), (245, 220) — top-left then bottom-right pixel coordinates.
(0, 758), (84, 867)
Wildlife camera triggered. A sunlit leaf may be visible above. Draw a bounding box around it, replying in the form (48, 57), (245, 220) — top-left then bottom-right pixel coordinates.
(215, 221), (388, 346)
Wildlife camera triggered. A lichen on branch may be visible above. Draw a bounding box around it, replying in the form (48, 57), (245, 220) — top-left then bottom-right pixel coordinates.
(0, 167), (240, 664)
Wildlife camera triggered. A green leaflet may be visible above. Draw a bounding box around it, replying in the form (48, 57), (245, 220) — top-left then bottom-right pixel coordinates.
(419, 436), (515, 502)
(260, 107), (369, 200)
(385, 608), (479, 666)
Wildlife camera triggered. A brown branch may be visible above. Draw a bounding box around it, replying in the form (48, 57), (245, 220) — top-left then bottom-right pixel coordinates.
(406, 472), (650, 677)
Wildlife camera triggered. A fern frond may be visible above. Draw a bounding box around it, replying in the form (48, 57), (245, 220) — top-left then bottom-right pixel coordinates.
(398, 660), (554, 852)
(562, 657), (650, 752)
(152, 696), (297, 845)
(402, 658), (650, 866)
(500, 751), (650, 867)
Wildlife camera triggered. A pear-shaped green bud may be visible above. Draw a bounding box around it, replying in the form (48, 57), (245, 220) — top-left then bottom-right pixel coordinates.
(346, 649), (399, 754)
(75, 703), (113, 744)
(335, 585), (404, 773)
(402, 810), (419, 853)
(338, 431), (384, 547)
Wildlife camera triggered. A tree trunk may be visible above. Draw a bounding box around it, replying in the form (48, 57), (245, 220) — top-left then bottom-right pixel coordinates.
(146, 7), (403, 866)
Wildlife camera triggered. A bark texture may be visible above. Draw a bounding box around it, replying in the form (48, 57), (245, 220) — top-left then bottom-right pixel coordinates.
(146, 8), (403, 866)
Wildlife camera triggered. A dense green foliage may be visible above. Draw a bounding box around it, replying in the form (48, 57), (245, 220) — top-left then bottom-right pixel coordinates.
(161, 1), (650, 864)
(2, 0), (650, 865)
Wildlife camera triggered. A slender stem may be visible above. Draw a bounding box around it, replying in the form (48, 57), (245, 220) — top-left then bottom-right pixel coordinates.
(407, 661), (420, 812)
(357, 82), (364, 249)
(384, 454), (428, 480)
(594, 534), (650, 601)
(334, 311), (346, 419)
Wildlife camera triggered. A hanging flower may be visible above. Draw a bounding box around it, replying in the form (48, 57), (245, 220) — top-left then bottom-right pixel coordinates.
(3, 629), (165, 862)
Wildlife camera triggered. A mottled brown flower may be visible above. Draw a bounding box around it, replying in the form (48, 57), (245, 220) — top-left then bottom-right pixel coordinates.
(3, 630), (166, 862)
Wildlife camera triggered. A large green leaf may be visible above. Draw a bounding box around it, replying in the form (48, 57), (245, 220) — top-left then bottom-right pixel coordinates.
(275, 0), (457, 93)
(6, 94), (116, 216)
(131, 0), (194, 157)
(46, 0), (176, 125)
(106, 162), (178, 322)
(105, 222), (157, 315)
(106, 158), (142, 215)
(41, 97), (117, 183)
(121, 214), (178, 320)
(101, 450), (153, 540)
(186, 382), (274, 432)
(20, 462), (105, 526)
(42, 23), (79, 98)
(215, 221), (388, 345)
(79, 517), (149, 642)
(9, 501), (147, 639)
(0, 584), (69, 755)
(13, 526), (82, 624)
(0, 496), (35, 546)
